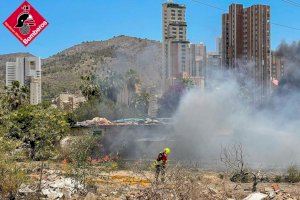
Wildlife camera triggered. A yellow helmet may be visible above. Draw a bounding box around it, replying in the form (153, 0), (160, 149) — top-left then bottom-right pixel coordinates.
(164, 147), (171, 155)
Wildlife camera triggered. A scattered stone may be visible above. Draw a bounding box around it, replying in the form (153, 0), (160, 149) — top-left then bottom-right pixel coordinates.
(264, 187), (276, 198)
(18, 184), (35, 194)
(18, 169), (84, 200)
(84, 192), (98, 200)
(243, 192), (268, 200)
(208, 186), (218, 195)
(62, 187), (72, 199)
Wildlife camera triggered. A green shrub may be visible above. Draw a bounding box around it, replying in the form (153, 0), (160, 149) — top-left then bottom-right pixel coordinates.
(286, 165), (300, 183)
(64, 135), (101, 189)
(274, 175), (283, 183)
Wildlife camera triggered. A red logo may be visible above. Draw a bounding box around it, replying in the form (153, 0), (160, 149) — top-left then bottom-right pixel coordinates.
(3, 1), (48, 46)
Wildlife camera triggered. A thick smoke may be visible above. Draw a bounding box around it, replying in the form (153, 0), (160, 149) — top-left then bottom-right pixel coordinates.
(103, 42), (300, 170)
(170, 42), (300, 169)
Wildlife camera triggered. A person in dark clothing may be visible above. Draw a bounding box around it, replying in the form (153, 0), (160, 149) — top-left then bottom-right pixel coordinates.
(155, 147), (171, 182)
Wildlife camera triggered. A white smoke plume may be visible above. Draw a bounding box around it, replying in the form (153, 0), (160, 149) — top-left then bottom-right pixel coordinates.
(171, 53), (300, 169)
(103, 41), (300, 170)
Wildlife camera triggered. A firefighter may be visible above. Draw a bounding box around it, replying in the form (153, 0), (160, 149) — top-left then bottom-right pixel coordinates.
(155, 147), (171, 182)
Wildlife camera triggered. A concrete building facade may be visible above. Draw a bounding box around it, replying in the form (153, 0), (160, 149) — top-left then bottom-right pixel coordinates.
(54, 93), (86, 111)
(6, 57), (42, 105)
(162, 1), (190, 81)
(222, 3), (271, 103)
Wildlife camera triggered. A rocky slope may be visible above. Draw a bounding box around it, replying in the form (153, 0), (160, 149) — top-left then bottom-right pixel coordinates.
(42, 35), (163, 99)
(0, 35), (163, 99)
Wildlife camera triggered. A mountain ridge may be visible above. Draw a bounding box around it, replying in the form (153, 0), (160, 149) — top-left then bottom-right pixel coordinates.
(0, 35), (163, 99)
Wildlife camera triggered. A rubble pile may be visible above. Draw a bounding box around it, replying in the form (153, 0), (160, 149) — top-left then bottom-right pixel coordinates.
(260, 183), (298, 200)
(112, 118), (161, 125)
(18, 170), (84, 199)
(75, 117), (164, 127)
(76, 117), (112, 126)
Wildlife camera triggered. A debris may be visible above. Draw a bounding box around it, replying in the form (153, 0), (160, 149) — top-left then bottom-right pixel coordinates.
(76, 117), (165, 127)
(264, 187), (276, 198)
(271, 183), (280, 193)
(208, 186), (218, 195)
(18, 184), (34, 194)
(18, 170), (84, 200)
(77, 117), (112, 126)
(243, 192), (268, 200)
(84, 192), (98, 200)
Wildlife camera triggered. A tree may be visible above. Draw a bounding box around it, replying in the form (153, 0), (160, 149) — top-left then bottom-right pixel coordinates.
(0, 94), (27, 199)
(220, 143), (261, 192)
(181, 77), (195, 89)
(4, 81), (29, 111)
(98, 71), (124, 103)
(125, 69), (140, 104)
(79, 75), (101, 101)
(7, 105), (69, 160)
(158, 83), (186, 117)
(125, 69), (140, 92)
(130, 91), (150, 117)
(66, 135), (99, 189)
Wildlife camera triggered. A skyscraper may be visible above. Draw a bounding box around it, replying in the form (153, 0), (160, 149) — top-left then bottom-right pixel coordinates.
(6, 57), (42, 105)
(162, 1), (190, 82)
(222, 4), (271, 103)
(190, 43), (206, 77)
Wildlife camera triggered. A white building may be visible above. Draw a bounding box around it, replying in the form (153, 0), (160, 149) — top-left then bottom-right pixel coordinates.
(6, 57), (42, 105)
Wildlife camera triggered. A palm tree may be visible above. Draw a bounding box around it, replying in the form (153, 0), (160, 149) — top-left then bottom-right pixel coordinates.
(79, 75), (101, 101)
(125, 69), (140, 105)
(98, 71), (124, 103)
(5, 81), (29, 110)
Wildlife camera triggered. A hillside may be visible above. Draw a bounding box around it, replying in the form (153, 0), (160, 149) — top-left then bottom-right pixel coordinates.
(0, 36), (163, 99)
(42, 35), (163, 99)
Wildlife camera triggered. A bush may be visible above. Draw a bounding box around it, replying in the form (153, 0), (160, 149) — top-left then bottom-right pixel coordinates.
(286, 165), (300, 183)
(6, 105), (69, 160)
(0, 164), (27, 199)
(274, 175), (283, 183)
(0, 138), (27, 199)
(64, 135), (101, 189)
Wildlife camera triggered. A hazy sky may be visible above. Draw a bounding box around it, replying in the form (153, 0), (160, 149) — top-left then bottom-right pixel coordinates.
(1, 0), (300, 58)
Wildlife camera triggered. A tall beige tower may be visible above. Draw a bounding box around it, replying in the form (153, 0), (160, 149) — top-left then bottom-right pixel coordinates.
(162, 1), (190, 83)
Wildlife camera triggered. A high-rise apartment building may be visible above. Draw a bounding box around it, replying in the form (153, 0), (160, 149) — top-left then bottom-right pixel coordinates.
(162, 1), (190, 81)
(6, 57), (42, 105)
(222, 4), (271, 103)
(190, 43), (206, 77)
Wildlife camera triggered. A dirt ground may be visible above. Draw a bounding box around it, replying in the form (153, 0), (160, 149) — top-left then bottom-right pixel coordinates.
(89, 169), (300, 200)
(18, 162), (300, 200)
